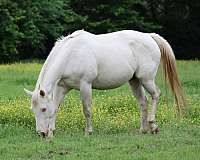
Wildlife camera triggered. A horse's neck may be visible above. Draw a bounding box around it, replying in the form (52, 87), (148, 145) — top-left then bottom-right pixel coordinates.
(36, 58), (62, 95)
(35, 31), (77, 93)
(35, 40), (64, 92)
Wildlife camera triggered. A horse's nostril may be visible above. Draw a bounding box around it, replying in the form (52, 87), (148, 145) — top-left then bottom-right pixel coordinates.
(41, 132), (46, 138)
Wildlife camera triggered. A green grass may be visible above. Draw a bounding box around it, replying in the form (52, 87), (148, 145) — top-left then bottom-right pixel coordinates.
(0, 61), (200, 159)
(0, 125), (200, 160)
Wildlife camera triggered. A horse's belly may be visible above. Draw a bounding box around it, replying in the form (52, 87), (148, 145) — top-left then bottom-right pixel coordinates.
(91, 44), (136, 89)
(92, 79), (129, 90)
(92, 63), (135, 89)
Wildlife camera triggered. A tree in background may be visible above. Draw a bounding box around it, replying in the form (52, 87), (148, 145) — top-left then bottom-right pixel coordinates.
(0, 0), (85, 62)
(0, 0), (159, 62)
(146, 0), (200, 59)
(69, 0), (159, 33)
(0, 0), (23, 61)
(0, 0), (199, 62)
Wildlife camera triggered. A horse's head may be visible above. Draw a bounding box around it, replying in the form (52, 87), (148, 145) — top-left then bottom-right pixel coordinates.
(24, 88), (57, 138)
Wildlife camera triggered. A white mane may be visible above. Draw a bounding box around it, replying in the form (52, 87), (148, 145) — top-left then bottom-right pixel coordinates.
(55, 29), (85, 46)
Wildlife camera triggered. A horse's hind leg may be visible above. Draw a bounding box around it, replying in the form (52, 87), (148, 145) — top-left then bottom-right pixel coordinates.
(129, 78), (148, 133)
(80, 81), (93, 135)
(141, 79), (161, 134)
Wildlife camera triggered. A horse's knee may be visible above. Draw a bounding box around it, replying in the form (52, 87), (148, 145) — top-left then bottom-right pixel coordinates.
(83, 107), (91, 118)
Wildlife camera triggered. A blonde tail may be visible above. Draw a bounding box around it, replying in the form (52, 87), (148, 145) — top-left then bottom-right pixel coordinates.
(150, 33), (186, 113)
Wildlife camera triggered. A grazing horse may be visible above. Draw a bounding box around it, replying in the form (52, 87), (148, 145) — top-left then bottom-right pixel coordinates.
(24, 30), (185, 137)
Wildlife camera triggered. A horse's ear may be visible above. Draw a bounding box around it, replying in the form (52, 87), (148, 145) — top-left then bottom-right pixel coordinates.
(24, 88), (33, 97)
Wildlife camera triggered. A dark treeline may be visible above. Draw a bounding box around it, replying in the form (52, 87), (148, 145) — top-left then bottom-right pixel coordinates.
(0, 0), (199, 62)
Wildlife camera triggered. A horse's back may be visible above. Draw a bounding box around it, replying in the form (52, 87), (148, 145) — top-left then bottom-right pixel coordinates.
(85, 30), (160, 83)
(61, 30), (161, 89)
(102, 30), (161, 80)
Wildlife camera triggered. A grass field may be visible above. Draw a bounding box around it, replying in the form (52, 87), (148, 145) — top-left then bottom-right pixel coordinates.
(0, 61), (200, 159)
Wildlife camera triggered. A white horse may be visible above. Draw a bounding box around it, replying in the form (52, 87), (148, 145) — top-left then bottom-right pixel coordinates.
(24, 30), (185, 137)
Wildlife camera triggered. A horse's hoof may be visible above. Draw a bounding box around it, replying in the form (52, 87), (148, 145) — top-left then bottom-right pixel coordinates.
(84, 130), (93, 136)
(88, 131), (93, 135)
(85, 132), (92, 136)
(150, 127), (159, 134)
(139, 128), (148, 134)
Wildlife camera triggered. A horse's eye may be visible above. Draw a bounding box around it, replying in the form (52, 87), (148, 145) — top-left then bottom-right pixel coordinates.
(41, 108), (47, 112)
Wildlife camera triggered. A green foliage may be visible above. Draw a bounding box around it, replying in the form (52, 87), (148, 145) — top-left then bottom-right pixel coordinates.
(146, 0), (200, 59)
(70, 0), (159, 33)
(0, 0), (160, 62)
(1, 0), (200, 61)
(0, 0), (23, 61)
(0, 0), (85, 62)
(1, 0), (200, 62)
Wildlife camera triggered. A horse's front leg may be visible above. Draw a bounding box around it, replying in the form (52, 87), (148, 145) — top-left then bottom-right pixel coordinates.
(50, 83), (71, 137)
(80, 81), (93, 135)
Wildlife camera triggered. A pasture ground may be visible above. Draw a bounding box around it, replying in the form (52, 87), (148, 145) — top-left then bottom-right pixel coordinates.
(0, 61), (200, 160)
